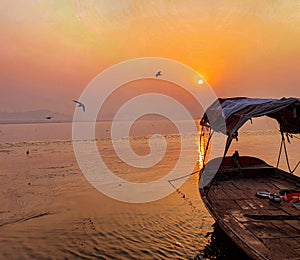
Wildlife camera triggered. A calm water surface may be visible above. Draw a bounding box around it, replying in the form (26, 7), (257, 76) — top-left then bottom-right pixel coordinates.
(0, 122), (299, 259)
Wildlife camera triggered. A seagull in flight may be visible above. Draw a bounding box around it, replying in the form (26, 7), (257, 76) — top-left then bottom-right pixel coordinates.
(155, 71), (162, 77)
(73, 100), (86, 112)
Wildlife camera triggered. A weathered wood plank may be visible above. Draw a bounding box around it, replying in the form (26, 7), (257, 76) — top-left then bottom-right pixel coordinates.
(231, 209), (288, 222)
(211, 186), (230, 200)
(268, 177), (296, 190)
(243, 221), (296, 239)
(269, 220), (300, 237)
(235, 199), (260, 210)
(241, 178), (279, 192)
(280, 201), (300, 215)
(235, 199), (251, 210)
(221, 181), (249, 199)
(253, 198), (280, 210)
(245, 199), (261, 210)
(212, 199), (241, 211)
(222, 214), (274, 260)
(261, 237), (300, 258)
(229, 180), (256, 199)
(284, 220), (300, 233)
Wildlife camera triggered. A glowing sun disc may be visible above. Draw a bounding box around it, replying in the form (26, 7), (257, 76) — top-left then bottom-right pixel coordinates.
(198, 79), (204, 85)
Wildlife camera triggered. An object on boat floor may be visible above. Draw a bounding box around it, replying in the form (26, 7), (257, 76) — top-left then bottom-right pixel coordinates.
(279, 189), (300, 195)
(292, 202), (300, 210)
(282, 193), (300, 202)
(268, 194), (281, 203)
(255, 191), (281, 203)
(255, 191), (270, 199)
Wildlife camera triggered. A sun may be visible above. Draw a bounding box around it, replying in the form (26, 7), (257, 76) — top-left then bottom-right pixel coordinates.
(198, 79), (204, 85)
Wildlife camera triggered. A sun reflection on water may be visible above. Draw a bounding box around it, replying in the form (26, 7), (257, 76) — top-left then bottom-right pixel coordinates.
(197, 123), (210, 172)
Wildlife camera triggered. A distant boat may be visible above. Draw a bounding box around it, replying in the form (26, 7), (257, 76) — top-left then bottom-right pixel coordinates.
(199, 97), (300, 260)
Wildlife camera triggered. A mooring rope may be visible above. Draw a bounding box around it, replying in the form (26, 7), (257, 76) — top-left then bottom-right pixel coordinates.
(168, 169), (200, 183)
(167, 169), (202, 213)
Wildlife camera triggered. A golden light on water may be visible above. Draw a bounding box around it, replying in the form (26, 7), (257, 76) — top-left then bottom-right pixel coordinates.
(197, 125), (207, 171)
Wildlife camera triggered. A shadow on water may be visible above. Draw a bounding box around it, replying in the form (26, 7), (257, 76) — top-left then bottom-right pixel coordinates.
(194, 223), (251, 260)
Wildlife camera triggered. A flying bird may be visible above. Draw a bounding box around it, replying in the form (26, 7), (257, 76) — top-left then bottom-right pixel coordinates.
(73, 100), (86, 112)
(155, 71), (162, 77)
(45, 116), (52, 120)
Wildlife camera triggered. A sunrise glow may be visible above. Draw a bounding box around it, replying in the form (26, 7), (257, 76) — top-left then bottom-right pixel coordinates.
(0, 1), (299, 114)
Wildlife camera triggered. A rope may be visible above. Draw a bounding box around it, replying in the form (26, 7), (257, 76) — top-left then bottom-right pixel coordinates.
(276, 135), (283, 169)
(167, 171), (215, 257)
(167, 169), (202, 214)
(282, 135), (300, 174)
(276, 131), (300, 174)
(167, 169), (200, 183)
(166, 125), (208, 208)
(288, 134), (300, 141)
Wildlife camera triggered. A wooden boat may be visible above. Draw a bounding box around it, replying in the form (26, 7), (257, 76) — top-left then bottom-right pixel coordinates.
(199, 97), (300, 260)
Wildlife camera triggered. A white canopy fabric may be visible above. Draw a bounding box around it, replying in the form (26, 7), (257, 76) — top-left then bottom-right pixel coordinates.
(221, 98), (274, 119)
(200, 97), (300, 155)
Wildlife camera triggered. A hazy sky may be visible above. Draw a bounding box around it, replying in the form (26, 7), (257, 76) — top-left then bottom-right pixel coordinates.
(1, 0), (300, 115)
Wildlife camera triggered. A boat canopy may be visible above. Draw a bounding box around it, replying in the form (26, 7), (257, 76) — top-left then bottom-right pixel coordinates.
(200, 97), (300, 155)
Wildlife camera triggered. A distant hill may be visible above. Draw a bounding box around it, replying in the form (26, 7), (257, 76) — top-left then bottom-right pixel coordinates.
(0, 110), (72, 124)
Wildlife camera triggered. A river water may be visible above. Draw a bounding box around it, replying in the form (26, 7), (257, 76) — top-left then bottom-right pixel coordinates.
(0, 121), (298, 259)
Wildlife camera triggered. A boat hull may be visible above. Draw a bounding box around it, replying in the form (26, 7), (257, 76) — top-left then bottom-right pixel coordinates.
(199, 155), (300, 260)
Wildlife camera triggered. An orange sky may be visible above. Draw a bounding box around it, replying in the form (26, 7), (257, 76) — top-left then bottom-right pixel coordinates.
(1, 1), (300, 114)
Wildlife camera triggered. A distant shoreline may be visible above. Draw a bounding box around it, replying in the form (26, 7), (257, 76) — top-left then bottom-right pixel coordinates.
(0, 119), (199, 125)
(0, 120), (72, 125)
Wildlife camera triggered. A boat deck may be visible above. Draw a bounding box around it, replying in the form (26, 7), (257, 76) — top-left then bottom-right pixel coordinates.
(201, 157), (300, 260)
